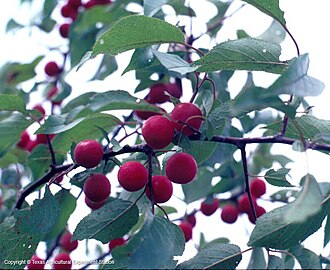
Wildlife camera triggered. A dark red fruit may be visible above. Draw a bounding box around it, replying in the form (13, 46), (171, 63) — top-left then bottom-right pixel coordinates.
(186, 213), (196, 227)
(248, 205), (266, 224)
(237, 194), (257, 214)
(26, 140), (40, 152)
(36, 133), (54, 144)
(44, 61), (61, 77)
(74, 140), (103, 168)
(17, 130), (30, 149)
(60, 232), (78, 252)
(178, 221), (193, 242)
(27, 255), (45, 270)
(84, 0), (111, 8)
(165, 83), (182, 99)
(134, 103), (166, 121)
(85, 196), (106, 210)
(250, 178), (266, 198)
(200, 198), (218, 216)
(59, 23), (70, 38)
(33, 104), (46, 120)
(83, 173), (111, 202)
(118, 161), (148, 192)
(165, 153), (197, 184)
(68, 0), (82, 8)
(142, 115), (175, 149)
(146, 83), (169, 104)
(53, 253), (71, 270)
(109, 237), (126, 252)
(170, 103), (203, 136)
(146, 175), (173, 203)
(220, 204), (239, 224)
(60, 4), (77, 20)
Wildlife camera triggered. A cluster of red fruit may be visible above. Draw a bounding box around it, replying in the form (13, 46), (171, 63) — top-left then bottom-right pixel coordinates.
(59, 0), (112, 38)
(17, 127), (55, 153)
(178, 178), (267, 242)
(27, 231), (77, 269)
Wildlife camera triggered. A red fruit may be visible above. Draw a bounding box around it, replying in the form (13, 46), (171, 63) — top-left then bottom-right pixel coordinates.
(170, 103), (203, 136)
(117, 161), (148, 192)
(85, 196), (105, 210)
(178, 221), (193, 242)
(200, 198), (218, 216)
(165, 83), (182, 99)
(220, 204), (239, 224)
(142, 115), (175, 149)
(27, 255), (45, 270)
(33, 104), (46, 120)
(53, 253), (72, 270)
(165, 153), (197, 184)
(59, 23), (70, 38)
(60, 4), (77, 20)
(134, 103), (166, 121)
(237, 194), (257, 214)
(109, 237), (126, 252)
(83, 173), (111, 202)
(74, 140), (103, 168)
(248, 205), (266, 224)
(186, 213), (196, 227)
(146, 175), (173, 203)
(146, 83), (169, 104)
(17, 130), (30, 149)
(26, 140), (40, 152)
(68, 0), (82, 8)
(84, 0), (111, 8)
(44, 61), (61, 77)
(47, 86), (59, 99)
(60, 232), (78, 252)
(36, 133), (54, 144)
(250, 178), (266, 198)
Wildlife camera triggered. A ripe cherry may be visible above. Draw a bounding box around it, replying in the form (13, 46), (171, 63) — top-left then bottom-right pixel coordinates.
(146, 83), (169, 104)
(200, 198), (218, 216)
(220, 204), (239, 224)
(165, 152), (197, 184)
(83, 173), (111, 202)
(109, 237), (126, 252)
(17, 130), (30, 149)
(237, 194), (257, 214)
(165, 83), (182, 99)
(44, 61), (61, 77)
(74, 140), (103, 168)
(85, 196), (106, 210)
(134, 103), (166, 121)
(26, 140), (40, 152)
(186, 213), (196, 227)
(33, 104), (46, 120)
(59, 23), (70, 38)
(27, 255), (45, 270)
(178, 221), (193, 242)
(142, 115), (175, 149)
(170, 102), (203, 136)
(59, 232), (78, 252)
(248, 205), (266, 224)
(68, 0), (82, 8)
(146, 175), (173, 203)
(53, 253), (72, 270)
(118, 161), (148, 192)
(250, 178), (266, 198)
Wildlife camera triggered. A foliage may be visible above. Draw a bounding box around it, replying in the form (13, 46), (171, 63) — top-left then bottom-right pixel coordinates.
(0, 0), (329, 269)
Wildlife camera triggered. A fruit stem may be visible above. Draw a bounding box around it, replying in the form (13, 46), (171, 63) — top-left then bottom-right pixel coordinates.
(146, 150), (155, 214)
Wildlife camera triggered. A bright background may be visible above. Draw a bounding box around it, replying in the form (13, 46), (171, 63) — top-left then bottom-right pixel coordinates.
(0, 0), (330, 268)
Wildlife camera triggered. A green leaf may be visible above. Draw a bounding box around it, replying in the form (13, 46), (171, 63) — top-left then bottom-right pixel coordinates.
(267, 255), (285, 269)
(325, 215), (330, 247)
(0, 217), (42, 268)
(288, 245), (322, 269)
(44, 189), (77, 240)
(72, 198), (139, 244)
(264, 168), (293, 187)
(92, 15), (185, 57)
(62, 92), (96, 113)
(0, 114), (33, 157)
(269, 189), (297, 203)
(152, 49), (198, 75)
(177, 243), (242, 269)
(269, 54), (324, 97)
(285, 174), (322, 223)
(91, 55), (118, 80)
(241, 0), (285, 25)
(206, 0), (232, 37)
(194, 38), (289, 74)
(0, 94), (27, 113)
(144, 0), (169, 16)
(183, 141), (217, 165)
(6, 19), (24, 32)
(167, 0), (196, 16)
(14, 186), (59, 235)
(248, 195), (330, 249)
(257, 20), (286, 44)
(123, 47), (156, 75)
(182, 166), (214, 204)
(112, 211), (185, 269)
(247, 248), (266, 269)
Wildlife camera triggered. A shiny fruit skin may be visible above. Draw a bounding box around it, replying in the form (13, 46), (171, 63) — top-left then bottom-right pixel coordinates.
(118, 161), (148, 192)
(44, 61), (61, 77)
(147, 83), (169, 104)
(146, 175), (173, 203)
(200, 198), (218, 216)
(74, 140), (103, 168)
(178, 221), (193, 242)
(83, 173), (111, 202)
(250, 178), (266, 198)
(165, 153), (197, 184)
(220, 204), (239, 224)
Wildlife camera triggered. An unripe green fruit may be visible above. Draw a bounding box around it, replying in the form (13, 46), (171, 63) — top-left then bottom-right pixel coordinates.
(146, 175), (173, 203)
(118, 161), (148, 192)
(165, 153), (197, 184)
(170, 102), (203, 136)
(142, 115), (175, 149)
(83, 173), (111, 202)
(74, 140), (103, 168)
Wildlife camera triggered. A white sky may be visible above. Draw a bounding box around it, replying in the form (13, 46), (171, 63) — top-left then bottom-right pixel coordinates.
(0, 0), (330, 268)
